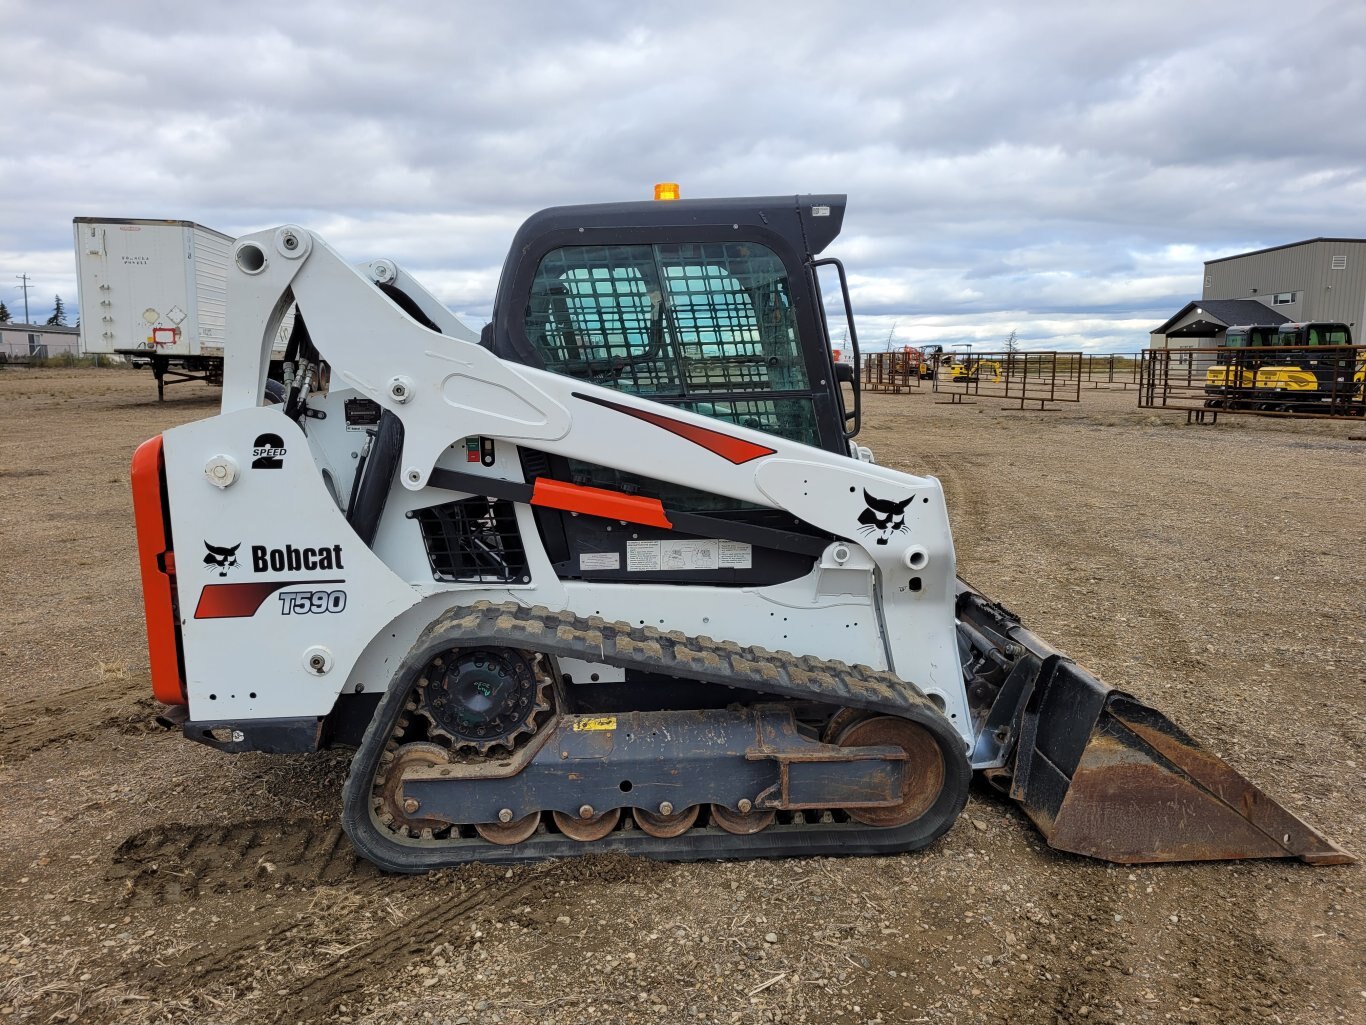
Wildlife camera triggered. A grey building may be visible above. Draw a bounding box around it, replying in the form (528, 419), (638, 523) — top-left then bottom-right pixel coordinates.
(1151, 237), (1366, 348)
(0, 323), (81, 360)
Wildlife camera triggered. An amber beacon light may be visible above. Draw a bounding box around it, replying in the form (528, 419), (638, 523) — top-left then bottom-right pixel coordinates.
(653, 182), (681, 201)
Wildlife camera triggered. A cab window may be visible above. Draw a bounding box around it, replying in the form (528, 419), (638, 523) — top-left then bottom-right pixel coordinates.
(524, 242), (819, 446)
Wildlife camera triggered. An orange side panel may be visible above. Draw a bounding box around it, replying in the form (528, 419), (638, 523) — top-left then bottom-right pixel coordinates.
(530, 478), (673, 529)
(130, 436), (186, 705)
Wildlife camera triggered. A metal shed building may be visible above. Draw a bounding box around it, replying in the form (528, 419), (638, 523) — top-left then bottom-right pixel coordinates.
(1151, 237), (1366, 348)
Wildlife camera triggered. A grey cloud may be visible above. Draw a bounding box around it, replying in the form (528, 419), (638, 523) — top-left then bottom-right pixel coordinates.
(1, 0), (1360, 346)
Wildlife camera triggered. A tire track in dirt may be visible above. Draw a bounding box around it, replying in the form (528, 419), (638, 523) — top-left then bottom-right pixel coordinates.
(108, 818), (376, 905)
(1004, 877), (1131, 1025)
(110, 817), (670, 1024)
(110, 817), (391, 1000)
(0, 683), (158, 766)
(1140, 871), (1317, 1024)
(266, 855), (668, 1025)
(269, 871), (551, 1023)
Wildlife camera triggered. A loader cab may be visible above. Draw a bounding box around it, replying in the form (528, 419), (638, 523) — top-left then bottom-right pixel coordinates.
(1258, 322), (1358, 408)
(485, 195), (857, 456)
(1205, 324), (1282, 401)
(480, 196), (858, 583)
(1222, 325), (1279, 349)
(1275, 322), (1351, 347)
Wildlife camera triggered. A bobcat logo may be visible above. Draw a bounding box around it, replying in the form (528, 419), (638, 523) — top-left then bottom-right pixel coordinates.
(858, 490), (912, 545)
(203, 541), (241, 576)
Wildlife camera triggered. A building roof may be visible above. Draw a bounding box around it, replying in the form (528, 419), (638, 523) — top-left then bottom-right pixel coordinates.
(0, 322), (80, 334)
(1151, 299), (1290, 337)
(1205, 237), (1366, 266)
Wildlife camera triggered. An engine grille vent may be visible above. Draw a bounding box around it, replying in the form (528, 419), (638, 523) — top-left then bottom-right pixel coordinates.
(410, 498), (529, 583)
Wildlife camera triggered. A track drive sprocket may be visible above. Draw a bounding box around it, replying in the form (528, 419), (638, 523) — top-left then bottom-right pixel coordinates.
(414, 648), (552, 754)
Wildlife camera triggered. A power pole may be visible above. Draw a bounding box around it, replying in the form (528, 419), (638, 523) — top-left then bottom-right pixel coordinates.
(15, 274), (32, 325)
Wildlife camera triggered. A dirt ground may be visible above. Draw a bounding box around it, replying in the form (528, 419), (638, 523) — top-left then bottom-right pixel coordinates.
(0, 368), (1361, 1025)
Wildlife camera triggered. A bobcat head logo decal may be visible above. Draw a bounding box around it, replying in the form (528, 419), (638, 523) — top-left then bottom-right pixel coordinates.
(203, 541), (241, 576)
(858, 490), (912, 545)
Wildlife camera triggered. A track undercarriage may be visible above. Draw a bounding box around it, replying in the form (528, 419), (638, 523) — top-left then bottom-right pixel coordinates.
(342, 603), (972, 870)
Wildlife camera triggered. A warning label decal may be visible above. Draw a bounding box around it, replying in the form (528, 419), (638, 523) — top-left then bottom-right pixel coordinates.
(579, 551), (621, 571)
(573, 716), (618, 732)
(625, 539), (752, 571)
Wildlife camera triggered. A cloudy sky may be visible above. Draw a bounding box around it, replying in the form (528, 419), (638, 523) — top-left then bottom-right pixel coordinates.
(3, 0), (1363, 351)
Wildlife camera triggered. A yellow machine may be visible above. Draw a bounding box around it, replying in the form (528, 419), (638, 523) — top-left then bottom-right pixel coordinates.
(947, 356), (1002, 384)
(1207, 322), (1362, 413)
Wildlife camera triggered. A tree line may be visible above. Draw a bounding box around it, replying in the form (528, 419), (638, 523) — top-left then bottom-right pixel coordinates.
(0, 295), (73, 326)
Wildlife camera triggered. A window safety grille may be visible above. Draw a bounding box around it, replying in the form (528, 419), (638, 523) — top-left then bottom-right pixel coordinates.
(410, 498), (529, 583)
(522, 241), (820, 446)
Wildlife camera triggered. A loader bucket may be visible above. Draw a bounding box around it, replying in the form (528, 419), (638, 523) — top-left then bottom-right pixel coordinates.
(1002, 656), (1354, 865)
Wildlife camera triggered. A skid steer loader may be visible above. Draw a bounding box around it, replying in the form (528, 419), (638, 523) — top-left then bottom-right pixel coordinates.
(132, 194), (1352, 871)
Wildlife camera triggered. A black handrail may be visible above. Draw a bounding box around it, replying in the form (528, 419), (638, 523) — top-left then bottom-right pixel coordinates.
(811, 257), (861, 439)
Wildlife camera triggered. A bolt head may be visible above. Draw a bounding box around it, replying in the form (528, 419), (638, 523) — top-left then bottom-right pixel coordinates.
(578, 804), (595, 820)
(498, 808), (514, 823)
(203, 455), (239, 489)
(737, 798), (753, 813)
(402, 798), (420, 814)
(658, 801), (674, 816)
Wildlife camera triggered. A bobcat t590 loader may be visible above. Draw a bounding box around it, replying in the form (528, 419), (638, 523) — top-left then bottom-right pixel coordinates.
(132, 194), (1352, 871)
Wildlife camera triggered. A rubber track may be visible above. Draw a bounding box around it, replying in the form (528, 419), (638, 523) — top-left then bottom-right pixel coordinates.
(342, 601), (971, 872)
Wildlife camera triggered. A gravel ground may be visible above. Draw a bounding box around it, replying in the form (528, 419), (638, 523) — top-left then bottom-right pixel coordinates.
(0, 369), (1361, 1025)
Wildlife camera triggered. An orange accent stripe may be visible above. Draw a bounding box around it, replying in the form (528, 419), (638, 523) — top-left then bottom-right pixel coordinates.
(195, 581), (292, 620)
(580, 395), (776, 465)
(131, 436), (186, 705)
(531, 478), (673, 529)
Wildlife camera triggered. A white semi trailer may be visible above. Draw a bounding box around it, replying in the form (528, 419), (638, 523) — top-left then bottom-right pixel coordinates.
(73, 217), (288, 399)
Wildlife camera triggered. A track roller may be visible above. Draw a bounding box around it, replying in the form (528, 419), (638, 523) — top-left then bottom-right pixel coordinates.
(475, 812), (541, 845)
(710, 803), (776, 835)
(553, 807), (621, 841)
(635, 804), (700, 838)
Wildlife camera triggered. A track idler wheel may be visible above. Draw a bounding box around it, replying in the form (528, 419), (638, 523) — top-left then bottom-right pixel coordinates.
(710, 803), (776, 835)
(635, 804), (700, 838)
(553, 807), (621, 842)
(375, 742), (452, 837)
(834, 715), (946, 827)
